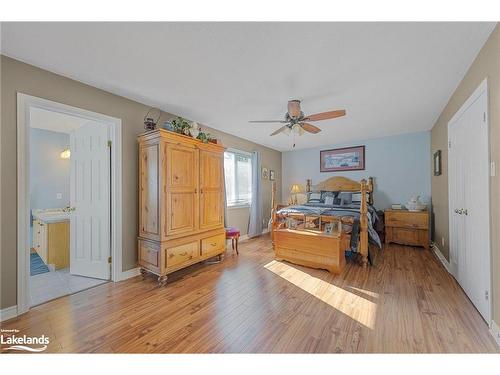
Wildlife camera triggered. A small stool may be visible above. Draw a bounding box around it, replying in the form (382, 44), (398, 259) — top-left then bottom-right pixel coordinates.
(225, 227), (240, 254)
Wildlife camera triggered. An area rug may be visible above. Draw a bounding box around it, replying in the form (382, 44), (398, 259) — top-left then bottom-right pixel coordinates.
(30, 252), (49, 276)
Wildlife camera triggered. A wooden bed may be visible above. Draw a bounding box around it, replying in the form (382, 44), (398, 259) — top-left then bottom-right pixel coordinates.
(271, 176), (374, 274)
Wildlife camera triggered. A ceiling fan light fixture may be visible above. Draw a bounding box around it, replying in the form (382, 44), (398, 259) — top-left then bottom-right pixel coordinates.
(292, 123), (305, 136)
(250, 100), (346, 145)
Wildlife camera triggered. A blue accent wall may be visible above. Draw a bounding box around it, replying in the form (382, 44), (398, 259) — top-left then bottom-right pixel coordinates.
(282, 131), (431, 209)
(29, 128), (70, 210)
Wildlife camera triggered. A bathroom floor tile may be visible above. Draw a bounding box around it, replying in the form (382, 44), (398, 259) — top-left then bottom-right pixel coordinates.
(30, 267), (108, 306)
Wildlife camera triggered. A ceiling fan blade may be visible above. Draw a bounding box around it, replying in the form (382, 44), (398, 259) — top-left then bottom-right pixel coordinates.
(300, 122), (322, 134)
(249, 120), (287, 123)
(287, 100), (301, 118)
(270, 126), (288, 136)
(303, 109), (346, 122)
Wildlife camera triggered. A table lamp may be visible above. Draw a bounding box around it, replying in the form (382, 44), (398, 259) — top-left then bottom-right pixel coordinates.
(290, 184), (303, 204)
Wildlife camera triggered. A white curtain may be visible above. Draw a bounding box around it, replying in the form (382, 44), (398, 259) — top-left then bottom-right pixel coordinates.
(248, 151), (263, 238)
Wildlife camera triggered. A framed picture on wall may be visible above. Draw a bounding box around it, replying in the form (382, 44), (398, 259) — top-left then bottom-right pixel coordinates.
(320, 146), (365, 172)
(269, 170), (276, 181)
(262, 167), (269, 180)
(433, 150), (442, 176)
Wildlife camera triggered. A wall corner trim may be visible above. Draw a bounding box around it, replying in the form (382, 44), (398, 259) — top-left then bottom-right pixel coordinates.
(431, 243), (451, 273)
(490, 320), (500, 347)
(0, 305), (18, 322)
(117, 267), (141, 282)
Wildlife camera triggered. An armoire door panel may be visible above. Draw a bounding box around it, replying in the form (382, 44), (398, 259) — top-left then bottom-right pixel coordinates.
(166, 145), (197, 189)
(166, 192), (196, 235)
(200, 150), (223, 229)
(164, 143), (199, 237)
(139, 143), (160, 239)
(201, 152), (222, 188)
(200, 191), (223, 228)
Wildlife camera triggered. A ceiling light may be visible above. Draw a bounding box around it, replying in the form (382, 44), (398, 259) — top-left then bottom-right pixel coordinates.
(60, 148), (71, 159)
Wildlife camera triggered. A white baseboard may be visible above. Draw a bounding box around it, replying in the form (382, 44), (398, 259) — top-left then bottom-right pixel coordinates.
(431, 243), (451, 273)
(490, 320), (500, 347)
(238, 228), (270, 243)
(0, 305), (18, 322)
(117, 267), (141, 281)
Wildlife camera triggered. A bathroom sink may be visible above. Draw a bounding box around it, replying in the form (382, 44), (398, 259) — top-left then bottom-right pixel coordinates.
(33, 209), (70, 223)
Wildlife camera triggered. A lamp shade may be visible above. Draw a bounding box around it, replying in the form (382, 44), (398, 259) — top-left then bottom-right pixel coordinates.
(290, 184), (303, 194)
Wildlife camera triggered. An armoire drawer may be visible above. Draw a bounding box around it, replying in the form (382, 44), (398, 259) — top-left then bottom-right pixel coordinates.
(138, 239), (160, 273)
(201, 233), (226, 257)
(166, 241), (200, 268)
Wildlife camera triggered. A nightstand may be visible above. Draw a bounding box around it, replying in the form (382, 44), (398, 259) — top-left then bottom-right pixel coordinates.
(384, 209), (429, 249)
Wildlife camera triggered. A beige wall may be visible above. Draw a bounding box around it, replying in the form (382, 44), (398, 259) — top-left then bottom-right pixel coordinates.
(430, 24), (500, 324)
(0, 56), (281, 309)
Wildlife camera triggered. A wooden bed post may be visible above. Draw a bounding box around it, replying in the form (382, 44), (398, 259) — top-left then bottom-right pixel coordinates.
(359, 179), (369, 267)
(367, 177), (374, 205)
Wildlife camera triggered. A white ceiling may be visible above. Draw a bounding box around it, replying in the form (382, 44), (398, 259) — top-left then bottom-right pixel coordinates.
(1, 22), (495, 151)
(30, 107), (87, 133)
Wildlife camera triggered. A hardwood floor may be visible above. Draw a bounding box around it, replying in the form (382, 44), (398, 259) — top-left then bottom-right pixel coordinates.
(1, 234), (498, 353)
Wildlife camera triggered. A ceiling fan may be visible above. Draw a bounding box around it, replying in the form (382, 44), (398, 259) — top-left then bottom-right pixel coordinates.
(249, 100), (346, 139)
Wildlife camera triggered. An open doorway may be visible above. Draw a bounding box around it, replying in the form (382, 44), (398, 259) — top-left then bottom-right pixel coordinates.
(17, 94), (122, 314)
(29, 108), (110, 305)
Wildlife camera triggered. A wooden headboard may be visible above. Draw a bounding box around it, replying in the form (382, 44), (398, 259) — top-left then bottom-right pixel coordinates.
(306, 176), (374, 205)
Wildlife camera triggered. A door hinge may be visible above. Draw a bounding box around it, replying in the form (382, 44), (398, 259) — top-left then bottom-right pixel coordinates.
(448, 140), (451, 149)
(108, 256), (112, 264)
(485, 290), (489, 300)
(107, 140), (112, 148)
(484, 112), (486, 122)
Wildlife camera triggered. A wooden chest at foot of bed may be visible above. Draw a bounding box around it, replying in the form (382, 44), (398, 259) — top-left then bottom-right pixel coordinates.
(273, 229), (350, 274)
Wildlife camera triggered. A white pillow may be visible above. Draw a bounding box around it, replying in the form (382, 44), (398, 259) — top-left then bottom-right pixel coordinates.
(324, 196), (334, 205)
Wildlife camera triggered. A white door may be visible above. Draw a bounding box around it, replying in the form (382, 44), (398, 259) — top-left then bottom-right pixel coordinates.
(448, 87), (491, 322)
(70, 121), (111, 280)
(448, 116), (466, 279)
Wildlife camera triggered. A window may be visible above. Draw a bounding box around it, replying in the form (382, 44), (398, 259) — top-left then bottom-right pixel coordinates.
(224, 150), (252, 207)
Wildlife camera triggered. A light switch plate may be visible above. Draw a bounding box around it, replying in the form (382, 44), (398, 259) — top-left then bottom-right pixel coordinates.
(56, 193), (62, 200)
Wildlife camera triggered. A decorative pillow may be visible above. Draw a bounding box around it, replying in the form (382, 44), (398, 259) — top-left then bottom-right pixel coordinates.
(307, 191), (322, 203)
(351, 192), (369, 203)
(338, 192), (353, 206)
(351, 192), (361, 203)
(324, 196), (335, 205)
(320, 190), (336, 202)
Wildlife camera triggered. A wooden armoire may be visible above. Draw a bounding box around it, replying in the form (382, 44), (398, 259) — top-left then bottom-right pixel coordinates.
(137, 129), (226, 286)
